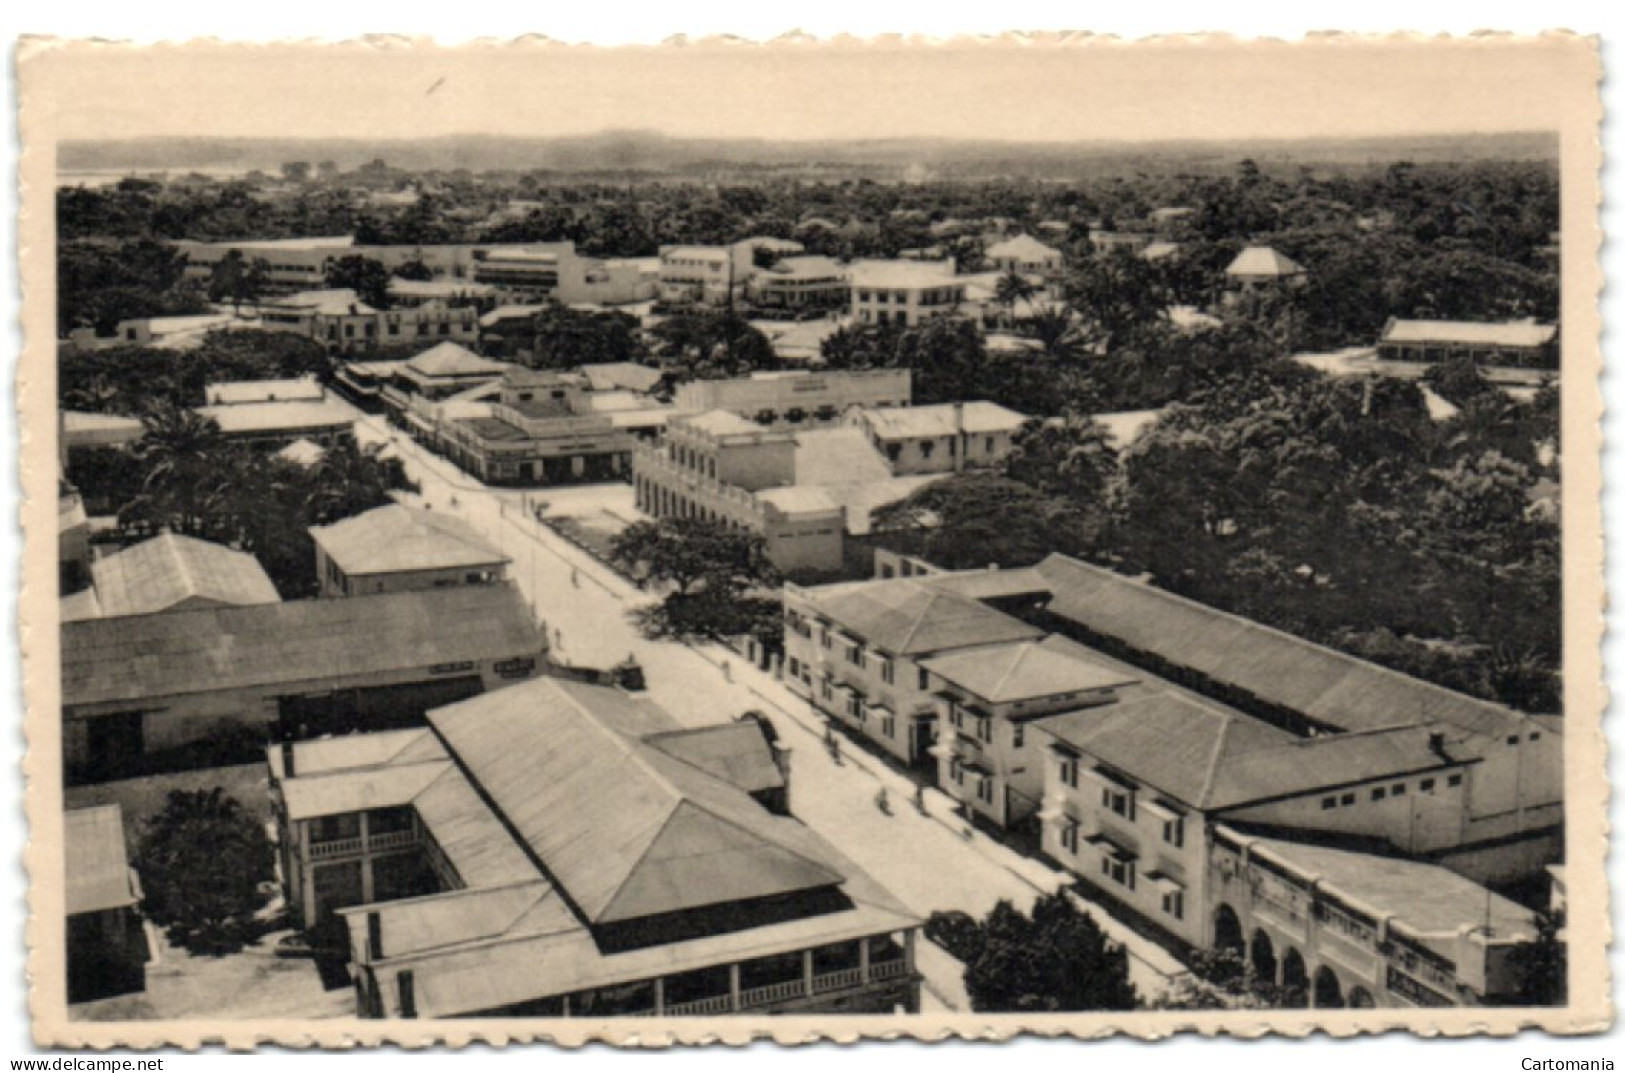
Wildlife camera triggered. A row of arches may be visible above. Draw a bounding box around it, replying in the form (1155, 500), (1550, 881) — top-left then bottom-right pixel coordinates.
(1213, 904), (1377, 1009)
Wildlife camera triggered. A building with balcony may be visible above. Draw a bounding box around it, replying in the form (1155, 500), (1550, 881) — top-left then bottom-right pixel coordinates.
(311, 504), (509, 598)
(984, 234), (1064, 276)
(385, 343), (517, 408)
(844, 401), (1028, 476)
(923, 635), (1139, 829)
(781, 577), (1046, 766)
(747, 256), (851, 313)
(266, 677), (921, 1017)
(672, 370), (911, 429)
(658, 244), (758, 307)
(1206, 826), (1541, 1008)
(1029, 553), (1563, 885)
(386, 278), (500, 312)
(61, 582), (544, 781)
(849, 261), (967, 327)
(431, 368), (670, 487)
(66, 804), (148, 1004)
(1376, 318), (1559, 371)
(256, 289), (482, 355)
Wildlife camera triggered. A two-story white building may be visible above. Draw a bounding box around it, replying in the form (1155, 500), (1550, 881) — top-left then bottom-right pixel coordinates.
(849, 261), (967, 327)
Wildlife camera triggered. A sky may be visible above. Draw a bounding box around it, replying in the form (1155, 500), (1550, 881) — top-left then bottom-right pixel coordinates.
(23, 36), (1590, 145)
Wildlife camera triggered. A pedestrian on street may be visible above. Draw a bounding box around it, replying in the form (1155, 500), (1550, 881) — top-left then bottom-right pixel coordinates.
(720, 660), (731, 682)
(571, 567), (579, 588)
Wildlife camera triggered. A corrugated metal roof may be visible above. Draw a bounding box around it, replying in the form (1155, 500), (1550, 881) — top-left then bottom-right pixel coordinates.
(924, 566), (1053, 602)
(642, 724), (786, 795)
(310, 504), (509, 577)
(361, 881), (573, 960)
(1034, 554), (1532, 741)
(800, 578), (1044, 657)
(66, 805), (138, 916)
(923, 635), (1138, 704)
(793, 428), (893, 485)
(89, 533), (281, 618)
(1211, 725), (1464, 810)
(410, 766), (539, 888)
(280, 759), (451, 821)
(63, 582), (542, 708)
(428, 678), (843, 924)
(1039, 692), (1295, 809)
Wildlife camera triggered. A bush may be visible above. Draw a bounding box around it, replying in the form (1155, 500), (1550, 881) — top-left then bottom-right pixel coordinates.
(924, 910), (984, 964)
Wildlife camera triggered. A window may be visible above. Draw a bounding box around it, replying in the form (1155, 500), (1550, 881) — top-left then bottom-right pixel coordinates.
(976, 716), (993, 744)
(1529, 731), (1542, 741)
(1321, 796), (1338, 810)
(976, 776), (995, 805)
(819, 678), (834, 703)
(1101, 854), (1135, 890)
(1371, 787), (1387, 802)
(846, 692), (865, 720)
(1102, 783), (1134, 820)
(879, 657), (895, 685)
(1161, 889), (1185, 920)
(985, 436), (995, 454)
(787, 657), (801, 679)
(1163, 814), (1185, 849)
(1506, 735), (1520, 746)
(1391, 782), (1407, 797)
(819, 626), (832, 650)
(1061, 822), (1079, 855)
(1340, 792), (1355, 806)
(1447, 774), (1463, 788)
(950, 758), (964, 785)
(845, 642), (865, 667)
(881, 712), (896, 738)
(917, 667), (931, 691)
(310, 813), (361, 845)
(1012, 725), (1025, 750)
(1058, 755), (1079, 789)
(1420, 778), (1436, 792)
(950, 706), (964, 731)
(920, 441), (935, 460)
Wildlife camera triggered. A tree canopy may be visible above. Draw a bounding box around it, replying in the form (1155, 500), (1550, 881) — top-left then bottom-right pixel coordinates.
(134, 788), (275, 954)
(942, 895), (1139, 1013)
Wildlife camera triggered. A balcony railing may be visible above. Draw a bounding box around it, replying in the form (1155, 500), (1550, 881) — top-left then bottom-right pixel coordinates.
(662, 994), (734, 1017)
(369, 829), (418, 853)
(737, 978), (808, 1008)
(870, 958), (909, 982)
(309, 836), (363, 860)
(651, 956), (913, 1016)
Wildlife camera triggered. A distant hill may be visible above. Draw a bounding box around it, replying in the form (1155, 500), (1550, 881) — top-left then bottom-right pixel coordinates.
(59, 129), (1558, 180)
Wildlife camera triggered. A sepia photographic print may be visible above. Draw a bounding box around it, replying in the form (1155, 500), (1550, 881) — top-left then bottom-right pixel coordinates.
(16, 33), (1608, 1048)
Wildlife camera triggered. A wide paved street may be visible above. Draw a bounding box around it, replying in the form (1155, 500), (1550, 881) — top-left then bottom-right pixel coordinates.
(350, 407), (1188, 1006)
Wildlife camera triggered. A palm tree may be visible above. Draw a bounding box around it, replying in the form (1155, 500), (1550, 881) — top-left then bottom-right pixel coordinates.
(1023, 307), (1092, 368)
(993, 268), (1039, 326)
(130, 403), (225, 535)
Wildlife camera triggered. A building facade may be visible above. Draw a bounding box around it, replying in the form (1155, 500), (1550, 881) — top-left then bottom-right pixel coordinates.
(266, 677), (921, 1018)
(844, 402), (1027, 476)
(311, 504), (510, 598)
(849, 261), (967, 327)
(672, 370), (912, 429)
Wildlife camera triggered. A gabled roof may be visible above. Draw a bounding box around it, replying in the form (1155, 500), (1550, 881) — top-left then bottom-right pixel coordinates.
(88, 532), (280, 618)
(64, 583), (542, 708)
(1034, 554), (1535, 740)
(427, 678), (845, 924)
(643, 723), (785, 795)
(310, 504), (509, 577)
(924, 635), (1138, 705)
(1039, 692), (1296, 809)
(1225, 246), (1305, 279)
(985, 234), (1061, 261)
(404, 342), (512, 379)
(1211, 725), (1466, 810)
(274, 438), (327, 467)
(799, 578), (1044, 657)
(66, 805), (138, 916)
(858, 401), (1028, 440)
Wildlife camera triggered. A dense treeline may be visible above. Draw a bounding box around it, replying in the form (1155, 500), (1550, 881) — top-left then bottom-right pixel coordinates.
(873, 359), (1562, 713)
(59, 158), (1557, 343)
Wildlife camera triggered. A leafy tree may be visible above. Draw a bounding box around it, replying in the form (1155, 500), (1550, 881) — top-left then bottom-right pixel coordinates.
(391, 257), (434, 281)
(207, 250), (271, 312)
(528, 301), (645, 369)
(134, 788), (275, 954)
(280, 161), (312, 184)
(871, 472), (1102, 569)
(1510, 909), (1567, 1005)
(1004, 414), (1118, 502)
(649, 311), (776, 380)
(324, 254), (394, 310)
(1423, 354), (1498, 410)
(957, 895), (1138, 1013)
(610, 518), (781, 643)
(1061, 248), (1170, 349)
